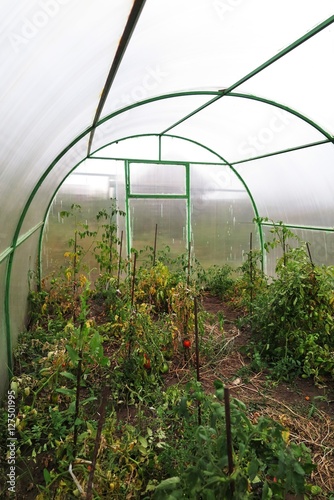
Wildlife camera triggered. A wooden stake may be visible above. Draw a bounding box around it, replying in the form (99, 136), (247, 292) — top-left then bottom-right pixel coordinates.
(187, 241), (191, 286)
(194, 296), (201, 425)
(224, 387), (234, 476)
(86, 387), (109, 500)
(131, 252), (137, 308)
(117, 230), (123, 288)
(249, 232), (253, 327)
(153, 223), (158, 266)
(306, 242), (314, 267)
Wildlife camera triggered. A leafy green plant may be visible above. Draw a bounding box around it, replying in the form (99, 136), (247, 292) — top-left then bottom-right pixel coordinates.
(153, 382), (315, 499)
(203, 263), (235, 299)
(262, 218), (301, 266)
(247, 226), (334, 382)
(234, 249), (267, 312)
(93, 199), (126, 290)
(135, 261), (175, 313)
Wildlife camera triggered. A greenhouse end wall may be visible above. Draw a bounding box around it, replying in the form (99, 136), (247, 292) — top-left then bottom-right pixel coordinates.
(42, 160), (259, 278)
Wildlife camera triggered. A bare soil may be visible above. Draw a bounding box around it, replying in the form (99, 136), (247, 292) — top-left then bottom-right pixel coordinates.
(197, 293), (334, 496)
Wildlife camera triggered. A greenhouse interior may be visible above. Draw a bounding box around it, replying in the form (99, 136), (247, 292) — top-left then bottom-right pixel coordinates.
(1, 1), (334, 498)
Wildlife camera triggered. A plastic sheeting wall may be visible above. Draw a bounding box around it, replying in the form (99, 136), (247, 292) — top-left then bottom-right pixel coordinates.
(1, 2), (333, 400)
(0, 261), (8, 399)
(42, 159), (259, 276)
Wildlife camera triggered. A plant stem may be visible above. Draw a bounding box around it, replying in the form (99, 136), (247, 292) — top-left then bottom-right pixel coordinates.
(86, 387), (109, 500)
(73, 320), (84, 456)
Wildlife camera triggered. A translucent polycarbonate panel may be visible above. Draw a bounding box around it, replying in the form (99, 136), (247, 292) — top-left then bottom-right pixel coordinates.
(42, 160), (126, 281)
(129, 162), (186, 195)
(0, 260), (8, 398)
(0, 0), (132, 248)
(92, 132), (225, 164)
(296, 230), (334, 267)
(238, 22), (334, 135)
(171, 95), (326, 164)
(10, 234), (40, 346)
(103, 0), (333, 118)
(19, 136), (91, 239)
(90, 94), (213, 154)
(92, 136), (160, 161)
(236, 143), (334, 228)
(191, 164), (258, 268)
(129, 199), (187, 260)
(160, 135), (224, 163)
(261, 226), (334, 277)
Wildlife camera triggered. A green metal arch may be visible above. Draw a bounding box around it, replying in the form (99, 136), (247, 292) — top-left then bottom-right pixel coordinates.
(228, 92), (333, 144)
(4, 88), (334, 379)
(90, 130), (264, 243)
(90, 130), (264, 260)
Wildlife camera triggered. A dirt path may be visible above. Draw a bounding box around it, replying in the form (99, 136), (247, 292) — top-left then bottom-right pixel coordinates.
(200, 293), (334, 496)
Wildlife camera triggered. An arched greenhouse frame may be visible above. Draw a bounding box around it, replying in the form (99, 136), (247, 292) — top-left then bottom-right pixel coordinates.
(1, 1), (334, 497)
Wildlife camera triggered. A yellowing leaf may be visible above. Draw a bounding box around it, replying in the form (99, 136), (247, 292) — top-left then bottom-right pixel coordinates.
(282, 430), (290, 443)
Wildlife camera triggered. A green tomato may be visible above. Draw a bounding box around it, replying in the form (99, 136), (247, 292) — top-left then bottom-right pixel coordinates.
(160, 362), (169, 374)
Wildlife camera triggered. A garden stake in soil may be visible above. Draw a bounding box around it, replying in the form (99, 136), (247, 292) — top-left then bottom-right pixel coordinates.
(187, 241), (191, 286)
(306, 241), (314, 268)
(183, 242), (192, 363)
(117, 229), (123, 288)
(131, 251), (137, 308)
(153, 223), (158, 267)
(194, 295), (201, 425)
(128, 252), (137, 358)
(73, 227), (78, 312)
(73, 323), (83, 456)
(86, 386), (109, 500)
(224, 387), (234, 490)
(249, 232), (253, 331)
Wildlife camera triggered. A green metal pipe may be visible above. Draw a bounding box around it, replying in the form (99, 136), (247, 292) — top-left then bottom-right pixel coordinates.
(4, 221), (44, 378)
(261, 221), (334, 233)
(231, 139), (332, 166)
(160, 15), (334, 135)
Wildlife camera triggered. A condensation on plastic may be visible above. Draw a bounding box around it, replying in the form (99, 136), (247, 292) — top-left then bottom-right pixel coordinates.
(129, 198), (188, 261)
(191, 164), (258, 268)
(236, 143), (334, 228)
(42, 159), (126, 280)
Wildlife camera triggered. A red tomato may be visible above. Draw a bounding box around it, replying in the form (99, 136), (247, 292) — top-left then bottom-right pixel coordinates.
(183, 339), (191, 349)
(143, 354), (151, 369)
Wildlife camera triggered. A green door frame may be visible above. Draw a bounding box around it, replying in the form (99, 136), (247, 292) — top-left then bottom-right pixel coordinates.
(124, 159), (191, 257)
